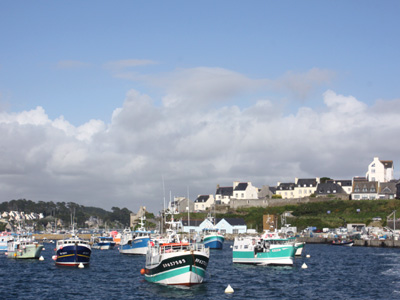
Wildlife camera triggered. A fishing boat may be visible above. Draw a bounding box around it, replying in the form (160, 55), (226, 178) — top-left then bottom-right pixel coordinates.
(54, 234), (92, 266)
(201, 214), (224, 249)
(142, 212), (209, 286)
(232, 231), (295, 266)
(119, 216), (151, 255)
(7, 233), (44, 259)
(0, 232), (12, 251)
(202, 228), (224, 249)
(331, 239), (354, 246)
(92, 236), (116, 250)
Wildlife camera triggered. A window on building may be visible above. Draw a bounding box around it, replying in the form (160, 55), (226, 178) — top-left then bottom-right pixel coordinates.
(233, 229), (238, 234)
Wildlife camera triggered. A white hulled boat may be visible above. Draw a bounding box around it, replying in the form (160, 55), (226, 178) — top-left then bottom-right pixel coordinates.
(7, 233), (44, 259)
(143, 210), (209, 286)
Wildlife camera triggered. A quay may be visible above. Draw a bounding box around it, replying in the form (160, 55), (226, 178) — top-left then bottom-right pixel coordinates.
(33, 233), (92, 241)
(298, 236), (400, 248)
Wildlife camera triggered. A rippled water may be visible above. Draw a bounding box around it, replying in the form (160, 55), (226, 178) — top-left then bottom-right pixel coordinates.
(1, 242), (400, 299)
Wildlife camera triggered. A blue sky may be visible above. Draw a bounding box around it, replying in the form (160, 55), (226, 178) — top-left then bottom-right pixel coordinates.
(1, 1), (400, 213)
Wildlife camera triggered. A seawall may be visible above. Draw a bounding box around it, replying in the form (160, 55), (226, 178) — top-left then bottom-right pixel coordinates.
(297, 237), (400, 248)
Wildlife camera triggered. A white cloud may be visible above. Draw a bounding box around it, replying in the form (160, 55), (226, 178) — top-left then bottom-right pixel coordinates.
(0, 81), (399, 213)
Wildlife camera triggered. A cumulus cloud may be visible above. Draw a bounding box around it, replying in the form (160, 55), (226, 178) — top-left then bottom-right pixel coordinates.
(0, 79), (399, 213)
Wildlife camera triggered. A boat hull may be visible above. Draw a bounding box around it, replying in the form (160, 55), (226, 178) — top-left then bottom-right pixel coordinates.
(92, 242), (116, 250)
(7, 244), (43, 259)
(55, 244), (91, 266)
(119, 237), (150, 255)
(331, 241), (354, 246)
(233, 238), (295, 266)
(145, 252), (209, 286)
(203, 235), (224, 249)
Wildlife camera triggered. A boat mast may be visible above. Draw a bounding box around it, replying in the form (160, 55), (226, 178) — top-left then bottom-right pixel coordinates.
(187, 186), (190, 243)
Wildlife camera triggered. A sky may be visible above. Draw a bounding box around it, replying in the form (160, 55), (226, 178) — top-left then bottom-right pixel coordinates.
(1, 1), (400, 214)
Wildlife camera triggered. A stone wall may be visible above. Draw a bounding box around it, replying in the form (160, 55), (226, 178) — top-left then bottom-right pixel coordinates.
(228, 195), (349, 210)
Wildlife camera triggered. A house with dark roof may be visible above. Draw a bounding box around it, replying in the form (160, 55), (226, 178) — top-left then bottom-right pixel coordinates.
(331, 179), (353, 194)
(194, 194), (215, 211)
(352, 178), (378, 200)
(215, 217), (247, 234)
(275, 182), (296, 199)
(215, 185), (233, 204)
(366, 157), (394, 183)
(231, 181), (259, 200)
(378, 182), (397, 199)
(293, 178), (320, 198)
(316, 182), (346, 197)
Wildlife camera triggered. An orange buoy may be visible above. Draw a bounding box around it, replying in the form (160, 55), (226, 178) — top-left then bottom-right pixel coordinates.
(140, 268), (145, 275)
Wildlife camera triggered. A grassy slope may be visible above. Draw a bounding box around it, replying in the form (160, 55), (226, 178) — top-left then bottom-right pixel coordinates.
(184, 200), (400, 232)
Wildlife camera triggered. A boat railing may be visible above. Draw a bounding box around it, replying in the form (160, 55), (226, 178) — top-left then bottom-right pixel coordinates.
(149, 241), (208, 255)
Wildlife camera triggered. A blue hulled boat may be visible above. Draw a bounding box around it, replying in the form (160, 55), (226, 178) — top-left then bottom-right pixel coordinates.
(54, 234), (92, 266)
(202, 228), (224, 249)
(119, 216), (151, 255)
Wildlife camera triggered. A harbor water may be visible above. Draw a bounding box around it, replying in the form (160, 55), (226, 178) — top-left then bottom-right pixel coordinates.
(1, 241), (400, 299)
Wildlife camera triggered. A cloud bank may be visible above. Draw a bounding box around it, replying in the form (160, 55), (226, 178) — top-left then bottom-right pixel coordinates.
(1, 67), (399, 213)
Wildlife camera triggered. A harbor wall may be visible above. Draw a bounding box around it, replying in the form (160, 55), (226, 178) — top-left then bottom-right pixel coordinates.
(229, 195), (350, 210)
(297, 236), (400, 248)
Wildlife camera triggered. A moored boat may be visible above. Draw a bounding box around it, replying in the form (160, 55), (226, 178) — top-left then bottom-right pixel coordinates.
(54, 234), (92, 266)
(143, 240), (209, 286)
(7, 233), (44, 259)
(0, 232), (12, 251)
(232, 231), (295, 266)
(331, 239), (354, 246)
(92, 236), (116, 250)
(119, 217), (151, 255)
(143, 209), (209, 286)
(202, 228), (224, 249)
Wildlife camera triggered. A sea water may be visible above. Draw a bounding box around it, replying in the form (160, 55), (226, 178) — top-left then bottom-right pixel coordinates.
(1, 241), (400, 299)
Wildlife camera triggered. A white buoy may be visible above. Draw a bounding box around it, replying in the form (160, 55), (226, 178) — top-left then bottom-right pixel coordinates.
(78, 263), (84, 269)
(225, 284), (234, 294)
(43, 248), (46, 251)
(301, 263), (308, 269)
(39, 256), (44, 261)
(306, 254), (310, 258)
(52, 255), (57, 261)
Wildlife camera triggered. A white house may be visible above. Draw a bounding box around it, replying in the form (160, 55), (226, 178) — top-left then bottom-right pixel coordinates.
(293, 178), (320, 198)
(216, 218), (247, 234)
(194, 195), (215, 211)
(352, 178), (378, 200)
(231, 181), (259, 200)
(366, 157), (394, 183)
(181, 217), (247, 234)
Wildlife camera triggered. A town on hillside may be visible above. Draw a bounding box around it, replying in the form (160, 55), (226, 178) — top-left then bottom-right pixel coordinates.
(168, 156), (399, 213)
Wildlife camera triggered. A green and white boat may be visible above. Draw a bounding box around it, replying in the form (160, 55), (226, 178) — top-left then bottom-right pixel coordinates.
(144, 240), (209, 286)
(7, 234), (44, 259)
(143, 210), (209, 286)
(232, 231), (295, 266)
